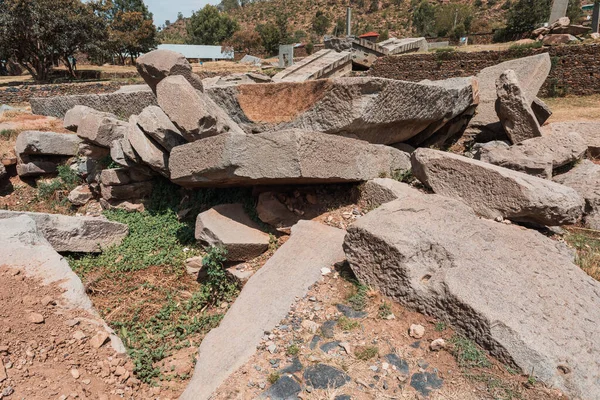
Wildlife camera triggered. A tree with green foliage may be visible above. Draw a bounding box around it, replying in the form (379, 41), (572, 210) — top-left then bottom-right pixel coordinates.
(378, 29), (390, 41)
(187, 4), (239, 45)
(501, 0), (551, 38)
(312, 10), (331, 36)
(0, 0), (107, 80)
(256, 22), (280, 55)
(332, 18), (345, 36)
(220, 0), (240, 12)
(104, 0), (157, 64)
(275, 10), (293, 44)
(433, 3), (473, 37)
(412, 1), (436, 36)
(566, 0), (582, 23)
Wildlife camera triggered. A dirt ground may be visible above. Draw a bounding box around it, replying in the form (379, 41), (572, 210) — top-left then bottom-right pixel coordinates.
(0, 265), (182, 400)
(213, 269), (564, 400)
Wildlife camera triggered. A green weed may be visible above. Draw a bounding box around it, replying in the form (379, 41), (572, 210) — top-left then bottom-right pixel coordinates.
(268, 372), (281, 384)
(286, 344), (299, 356)
(450, 335), (491, 369)
(378, 302), (392, 319)
(0, 129), (18, 140)
(347, 282), (369, 311)
(392, 169), (415, 184)
(355, 346), (379, 361)
(37, 165), (81, 203)
(338, 316), (360, 331)
(435, 321), (447, 332)
(564, 230), (600, 281)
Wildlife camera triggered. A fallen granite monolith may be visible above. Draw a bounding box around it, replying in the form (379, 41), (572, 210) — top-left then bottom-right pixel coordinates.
(206, 76), (478, 145)
(478, 131), (587, 178)
(195, 204), (270, 261)
(136, 49), (204, 93)
(77, 112), (128, 148)
(169, 129), (411, 187)
(357, 178), (423, 209)
(0, 210), (129, 253)
(343, 193), (600, 400)
(180, 220), (345, 400)
(135, 105), (187, 151)
(495, 69), (542, 144)
(468, 53), (551, 136)
(64, 106), (114, 132)
(126, 117), (169, 177)
(156, 75), (244, 142)
(554, 160), (600, 229)
(15, 131), (82, 157)
(411, 148), (584, 225)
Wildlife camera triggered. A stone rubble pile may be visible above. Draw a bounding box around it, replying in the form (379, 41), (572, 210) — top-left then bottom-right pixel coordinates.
(532, 17), (592, 45)
(9, 49), (600, 400)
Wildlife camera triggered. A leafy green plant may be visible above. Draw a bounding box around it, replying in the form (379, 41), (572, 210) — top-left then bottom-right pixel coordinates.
(37, 165), (81, 201)
(450, 335), (491, 368)
(286, 344), (299, 356)
(268, 372), (281, 384)
(355, 346), (379, 361)
(0, 129), (19, 140)
(347, 282), (369, 311)
(435, 321), (447, 332)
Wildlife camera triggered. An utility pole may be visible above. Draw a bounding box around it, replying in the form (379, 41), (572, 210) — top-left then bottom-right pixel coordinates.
(346, 4), (352, 37)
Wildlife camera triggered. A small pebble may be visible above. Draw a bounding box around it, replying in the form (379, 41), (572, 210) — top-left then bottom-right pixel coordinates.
(409, 324), (425, 339)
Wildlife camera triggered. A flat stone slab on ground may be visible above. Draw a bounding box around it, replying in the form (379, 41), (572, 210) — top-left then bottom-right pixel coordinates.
(543, 121), (600, 156)
(15, 131), (82, 157)
(180, 221), (345, 400)
(343, 193), (600, 399)
(0, 210), (128, 253)
(207, 76), (477, 145)
(195, 203), (270, 262)
(478, 131), (587, 178)
(411, 148), (584, 226)
(169, 129), (411, 188)
(303, 364), (350, 389)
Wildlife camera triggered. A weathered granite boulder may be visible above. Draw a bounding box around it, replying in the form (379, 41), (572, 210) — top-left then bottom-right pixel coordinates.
(181, 221), (345, 400)
(256, 192), (301, 229)
(543, 121), (600, 156)
(64, 106), (114, 132)
(126, 117), (169, 177)
(78, 142), (110, 159)
(495, 70), (542, 144)
(554, 160), (600, 229)
(206, 76), (478, 145)
(0, 210), (128, 253)
(411, 148), (584, 225)
(16, 158), (59, 177)
(195, 203), (270, 261)
(15, 131), (82, 157)
(68, 185), (94, 206)
(530, 97), (552, 125)
(77, 112), (128, 148)
(110, 138), (140, 168)
(358, 178), (422, 209)
(343, 194), (600, 400)
(157, 75), (245, 141)
(468, 54), (551, 136)
(136, 105), (187, 151)
(542, 34), (578, 45)
(478, 132), (587, 178)
(169, 129), (411, 188)
(136, 49), (203, 93)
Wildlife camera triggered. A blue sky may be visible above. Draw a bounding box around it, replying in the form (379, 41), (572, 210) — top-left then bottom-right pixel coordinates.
(145, 0), (219, 27)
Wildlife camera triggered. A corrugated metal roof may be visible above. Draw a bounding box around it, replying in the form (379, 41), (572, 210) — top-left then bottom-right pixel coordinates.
(359, 31), (380, 38)
(156, 44), (234, 60)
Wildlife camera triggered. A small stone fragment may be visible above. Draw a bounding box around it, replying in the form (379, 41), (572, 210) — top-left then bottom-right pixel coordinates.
(90, 331), (110, 349)
(70, 368), (80, 379)
(28, 313), (45, 324)
(409, 324), (425, 339)
(430, 338), (446, 351)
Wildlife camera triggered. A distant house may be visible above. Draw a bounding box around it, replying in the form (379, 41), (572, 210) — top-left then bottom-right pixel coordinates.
(156, 44), (234, 62)
(359, 32), (380, 43)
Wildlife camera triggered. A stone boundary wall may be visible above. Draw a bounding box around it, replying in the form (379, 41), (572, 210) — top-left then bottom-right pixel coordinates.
(370, 44), (600, 97)
(0, 81), (122, 105)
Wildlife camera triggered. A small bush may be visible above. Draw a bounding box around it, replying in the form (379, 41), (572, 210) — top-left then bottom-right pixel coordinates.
(378, 302), (392, 319)
(37, 165), (81, 201)
(268, 372), (280, 384)
(286, 344), (300, 356)
(347, 282), (369, 311)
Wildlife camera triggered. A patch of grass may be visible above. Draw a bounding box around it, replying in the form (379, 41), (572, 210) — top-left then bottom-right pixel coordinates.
(378, 302), (392, 319)
(338, 316), (360, 331)
(347, 282), (369, 311)
(0, 129), (19, 140)
(435, 321), (447, 332)
(114, 294), (223, 383)
(465, 372), (524, 399)
(286, 344), (299, 356)
(508, 41), (542, 52)
(355, 346), (379, 361)
(37, 164), (82, 205)
(268, 372), (280, 384)
(564, 229), (600, 281)
(450, 335), (491, 369)
(391, 169), (415, 184)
